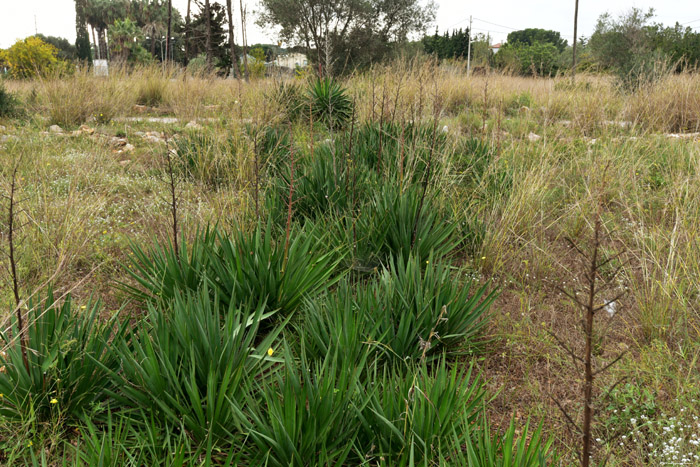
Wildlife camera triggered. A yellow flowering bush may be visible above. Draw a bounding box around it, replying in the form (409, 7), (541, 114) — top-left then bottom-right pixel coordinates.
(0, 37), (65, 79)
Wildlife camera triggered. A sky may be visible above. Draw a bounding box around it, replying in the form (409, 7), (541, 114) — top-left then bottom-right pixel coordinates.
(0, 0), (698, 50)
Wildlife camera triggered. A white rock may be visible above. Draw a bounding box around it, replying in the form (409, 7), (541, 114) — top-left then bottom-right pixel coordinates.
(185, 120), (203, 130)
(527, 132), (541, 142)
(49, 124), (63, 133)
(123, 143), (135, 152)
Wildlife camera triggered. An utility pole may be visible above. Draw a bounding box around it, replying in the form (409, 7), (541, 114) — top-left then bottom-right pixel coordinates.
(572, 0), (580, 82)
(467, 15), (472, 75)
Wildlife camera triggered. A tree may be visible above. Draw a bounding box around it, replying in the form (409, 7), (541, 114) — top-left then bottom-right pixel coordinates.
(225, 0), (239, 77)
(110, 18), (151, 63)
(85, 0), (130, 59)
(0, 37), (62, 79)
(257, 0), (436, 75)
(35, 35), (77, 61)
(588, 8), (660, 87)
(187, 1), (228, 67)
(507, 28), (567, 52)
(75, 0), (93, 64)
(205, 0), (212, 66)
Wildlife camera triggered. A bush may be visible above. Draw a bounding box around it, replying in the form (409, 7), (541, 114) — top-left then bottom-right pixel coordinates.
(211, 221), (343, 318)
(351, 185), (460, 268)
(0, 288), (128, 421)
(240, 346), (365, 466)
(361, 255), (496, 361)
(0, 37), (64, 79)
(125, 222), (342, 320)
(173, 130), (237, 187)
(107, 287), (282, 445)
(360, 359), (484, 463)
(0, 84), (22, 118)
(308, 77), (353, 129)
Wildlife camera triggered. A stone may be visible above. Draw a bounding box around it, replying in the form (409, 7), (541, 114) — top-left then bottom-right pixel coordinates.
(49, 125), (63, 133)
(527, 132), (541, 142)
(123, 143), (135, 152)
(185, 120), (203, 130)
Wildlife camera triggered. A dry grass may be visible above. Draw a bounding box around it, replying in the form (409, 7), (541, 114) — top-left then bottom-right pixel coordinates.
(1, 61), (700, 465)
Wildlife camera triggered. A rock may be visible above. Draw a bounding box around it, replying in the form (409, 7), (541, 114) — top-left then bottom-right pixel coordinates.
(49, 125), (63, 133)
(185, 120), (203, 130)
(110, 136), (128, 147)
(123, 143), (135, 152)
(442, 125), (449, 133)
(79, 125), (95, 135)
(0, 125), (6, 131)
(119, 159), (131, 166)
(527, 132), (541, 142)
(133, 104), (148, 113)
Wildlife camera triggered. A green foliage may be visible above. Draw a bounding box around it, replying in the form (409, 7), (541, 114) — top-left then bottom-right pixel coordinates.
(0, 84), (23, 118)
(507, 28), (568, 53)
(241, 346), (364, 466)
(125, 222), (342, 319)
(361, 255), (496, 361)
(458, 415), (556, 466)
(123, 229), (216, 305)
(422, 28), (471, 59)
(107, 286), (281, 445)
(0, 288), (128, 422)
(0, 37), (64, 79)
(495, 41), (561, 76)
(360, 359), (484, 464)
(211, 221), (343, 318)
(270, 81), (305, 122)
(308, 77), (353, 129)
(172, 130), (236, 186)
(352, 185), (460, 268)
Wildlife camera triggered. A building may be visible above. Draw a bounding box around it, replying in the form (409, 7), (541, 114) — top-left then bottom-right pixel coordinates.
(274, 52), (308, 69)
(490, 43), (503, 54)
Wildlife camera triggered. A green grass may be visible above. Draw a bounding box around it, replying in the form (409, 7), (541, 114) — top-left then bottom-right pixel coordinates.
(1, 63), (699, 465)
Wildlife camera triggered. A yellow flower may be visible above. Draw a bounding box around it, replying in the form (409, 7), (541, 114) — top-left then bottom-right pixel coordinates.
(80, 305), (86, 310)
(425, 260), (429, 264)
(27, 441), (32, 447)
(50, 398), (58, 404)
(267, 348), (274, 357)
(0, 393), (3, 398)
(481, 256), (486, 260)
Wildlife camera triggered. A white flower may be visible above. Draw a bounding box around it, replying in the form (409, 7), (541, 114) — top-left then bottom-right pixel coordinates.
(604, 300), (617, 317)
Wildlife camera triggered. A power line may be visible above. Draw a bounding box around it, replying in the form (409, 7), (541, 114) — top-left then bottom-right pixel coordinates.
(682, 18), (700, 25)
(473, 17), (518, 31)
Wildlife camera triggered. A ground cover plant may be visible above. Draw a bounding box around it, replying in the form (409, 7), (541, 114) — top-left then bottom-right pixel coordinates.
(0, 58), (700, 465)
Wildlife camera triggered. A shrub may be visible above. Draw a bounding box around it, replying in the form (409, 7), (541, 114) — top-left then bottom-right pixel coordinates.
(351, 185), (460, 268)
(135, 73), (167, 107)
(240, 346), (364, 466)
(0, 37), (63, 79)
(173, 130), (237, 187)
(123, 228), (216, 305)
(271, 81), (305, 122)
(360, 359), (484, 463)
(0, 84), (22, 118)
(456, 416), (556, 466)
(308, 77), (353, 129)
(107, 287), (282, 445)
(0, 288), (128, 421)
(361, 255), (496, 361)
(211, 221), (343, 318)
(125, 222), (342, 319)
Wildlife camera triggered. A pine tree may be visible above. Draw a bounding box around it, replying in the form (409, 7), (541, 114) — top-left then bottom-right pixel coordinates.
(75, 0), (93, 64)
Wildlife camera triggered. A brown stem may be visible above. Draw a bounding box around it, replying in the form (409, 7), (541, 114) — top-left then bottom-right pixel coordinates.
(8, 167), (29, 373)
(164, 137), (180, 261)
(282, 123), (295, 271)
(581, 215), (600, 467)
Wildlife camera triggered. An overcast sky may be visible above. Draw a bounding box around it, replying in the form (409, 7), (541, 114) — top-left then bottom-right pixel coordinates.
(1, 0), (698, 49)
